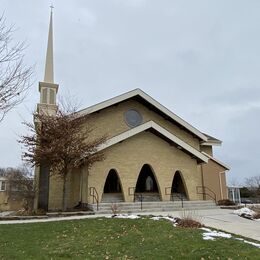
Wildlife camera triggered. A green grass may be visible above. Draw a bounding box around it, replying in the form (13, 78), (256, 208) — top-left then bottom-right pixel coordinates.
(0, 217), (259, 259)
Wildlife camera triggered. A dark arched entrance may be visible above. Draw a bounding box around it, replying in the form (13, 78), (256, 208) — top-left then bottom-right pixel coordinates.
(135, 164), (160, 201)
(171, 171), (188, 200)
(102, 169), (124, 202)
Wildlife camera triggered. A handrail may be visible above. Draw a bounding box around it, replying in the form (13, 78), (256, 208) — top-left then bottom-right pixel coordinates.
(196, 186), (216, 204)
(89, 187), (99, 211)
(165, 187), (184, 208)
(128, 187), (143, 210)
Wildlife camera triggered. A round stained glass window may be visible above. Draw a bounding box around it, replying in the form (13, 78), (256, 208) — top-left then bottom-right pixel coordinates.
(125, 109), (143, 128)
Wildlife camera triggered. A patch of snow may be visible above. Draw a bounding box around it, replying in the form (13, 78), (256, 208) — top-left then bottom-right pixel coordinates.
(201, 227), (212, 232)
(201, 227), (260, 248)
(201, 227), (232, 241)
(234, 238), (260, 248)
(0, 211), (14, 217)
(150, 216), (175, 222)
(233, 207), (255, 217)
(106, 214), (140, 219)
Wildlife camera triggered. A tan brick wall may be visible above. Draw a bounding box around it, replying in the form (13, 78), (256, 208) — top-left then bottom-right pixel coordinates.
(44, 99), (229, 210)
(48, 169), (82, 210)
(201, 146), (213, 156)
(47, 131), (204, 210)
(48, 175), (63, 210)
(0, 191), (24, 211)
(86, 131), (203, 204)
(83, 100), (200, 149)
(202, 160), (228, 202)
(0, 192), (9, 211)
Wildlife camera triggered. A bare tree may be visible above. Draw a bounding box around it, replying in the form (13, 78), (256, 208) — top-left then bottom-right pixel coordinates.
(0, 166), (34, 211)
(245, 175), (260, 190)
(19, 104), (107, 211)
(0, 14), (33, 122)
(5, 166), (34, 211)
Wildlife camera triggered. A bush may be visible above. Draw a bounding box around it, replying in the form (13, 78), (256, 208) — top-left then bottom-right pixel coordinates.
(177, 210), (203, 228)
(217, 199), (235, 206)
(177, 218), (203, 228)
(248, 206), (260, 219)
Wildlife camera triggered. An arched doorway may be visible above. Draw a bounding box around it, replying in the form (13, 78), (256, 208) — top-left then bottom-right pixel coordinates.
(135, 164), (161, 201)
(102, 169), (124, 202)
(171, 171), (188, 200)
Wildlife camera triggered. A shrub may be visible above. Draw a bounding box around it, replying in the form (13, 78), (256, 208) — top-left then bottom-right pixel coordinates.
(217, 199), (235, 206)
(177, 218), (203, 228)
(111, 203), (120, 216)
(248, 206), (260, 219)
(177, 210), (203, 228)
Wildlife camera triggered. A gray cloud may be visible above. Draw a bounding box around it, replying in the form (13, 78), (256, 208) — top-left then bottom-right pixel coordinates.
(1, 0), (260, 185)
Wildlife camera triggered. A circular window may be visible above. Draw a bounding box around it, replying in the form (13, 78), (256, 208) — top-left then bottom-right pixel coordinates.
(125, 109), (143, 128)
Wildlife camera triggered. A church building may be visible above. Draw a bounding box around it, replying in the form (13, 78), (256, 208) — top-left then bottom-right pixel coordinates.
(34, 11), (229, 211)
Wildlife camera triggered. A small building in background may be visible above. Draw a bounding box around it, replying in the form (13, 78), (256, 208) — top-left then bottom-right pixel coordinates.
(228, 186), (241, 204)
(0, 175), (33, 212)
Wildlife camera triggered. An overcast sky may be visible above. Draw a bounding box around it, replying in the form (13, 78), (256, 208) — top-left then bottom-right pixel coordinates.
(1, 0), (260, 185)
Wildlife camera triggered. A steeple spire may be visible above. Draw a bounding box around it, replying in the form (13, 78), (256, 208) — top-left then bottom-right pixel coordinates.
(44, 7), (54, 83)
(37, 6), (59, 115)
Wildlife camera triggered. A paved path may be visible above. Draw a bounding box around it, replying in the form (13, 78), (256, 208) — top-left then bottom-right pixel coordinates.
(1, 209), (260, 241)
(156, 209), (260, 242)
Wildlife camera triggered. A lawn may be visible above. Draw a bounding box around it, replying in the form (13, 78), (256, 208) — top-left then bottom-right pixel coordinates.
(0, 217), (259, 259)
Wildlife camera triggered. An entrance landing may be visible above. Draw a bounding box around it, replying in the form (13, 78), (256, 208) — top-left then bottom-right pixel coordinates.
(88, 200), (218, 214)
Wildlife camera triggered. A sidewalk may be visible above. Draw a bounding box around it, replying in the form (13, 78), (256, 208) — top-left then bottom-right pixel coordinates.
(1, 208), (259, 241)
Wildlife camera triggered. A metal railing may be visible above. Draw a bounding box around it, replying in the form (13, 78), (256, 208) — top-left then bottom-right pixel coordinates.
(165, 187), (184, 208)
(89, 187), (99, 211)
(196, 186), (216, 204)
(128, 187), (143, 210)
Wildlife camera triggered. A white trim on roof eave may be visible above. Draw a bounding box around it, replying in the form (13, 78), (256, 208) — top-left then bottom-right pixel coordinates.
(202, 152), (230, 170)
(201, 141), (222, 146)
(97, 121), (208, 163)
(76, 89), (208, 142)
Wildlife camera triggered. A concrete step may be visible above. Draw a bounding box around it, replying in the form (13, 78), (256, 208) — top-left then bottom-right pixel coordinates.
(171, 192), (188, 201)
(101, 193), (124, 203)
(88, 200), (218, 214)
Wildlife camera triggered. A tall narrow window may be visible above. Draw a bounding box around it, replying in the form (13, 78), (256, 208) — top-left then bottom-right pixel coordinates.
(0, 180), (6, 191)
(49, 89), (55, 104)
(42, 88), (48, 103)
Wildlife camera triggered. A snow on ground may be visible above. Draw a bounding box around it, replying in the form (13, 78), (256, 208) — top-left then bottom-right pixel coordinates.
(235, 238), (260, 249)
(150, 216), (175, 222)
(200, 227), (260, 248)
(233, 207), (256, 218)
(0, 211), (13, 217)
(106, 214), (140, 219)
(201, 227), (232, 240)
(150, 216), (179, 226)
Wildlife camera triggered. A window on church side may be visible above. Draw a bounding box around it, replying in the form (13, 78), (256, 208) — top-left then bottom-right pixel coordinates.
(0, 180), (6, 191)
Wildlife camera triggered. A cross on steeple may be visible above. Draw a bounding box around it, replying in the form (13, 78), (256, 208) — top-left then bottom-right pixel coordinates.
(50, 4), (54, 12)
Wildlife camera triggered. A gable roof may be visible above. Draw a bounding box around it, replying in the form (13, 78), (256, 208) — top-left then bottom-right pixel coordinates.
(202, 133), (222, 146)
(97, 121), (208, 163)
(77, 89), (208, 142)
(201, 152), (230, 170)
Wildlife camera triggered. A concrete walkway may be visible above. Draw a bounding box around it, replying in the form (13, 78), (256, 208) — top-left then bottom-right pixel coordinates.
(0, 209), (259, 241)
(157, 208), (260, 242)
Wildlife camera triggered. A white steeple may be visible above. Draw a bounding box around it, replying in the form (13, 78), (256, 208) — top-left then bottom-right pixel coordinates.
(37, 7), (59, 115)
(44, 8), (54, 83)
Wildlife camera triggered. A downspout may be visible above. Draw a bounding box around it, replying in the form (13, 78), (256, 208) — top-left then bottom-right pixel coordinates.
(219, 171), (226, 200)
(200, 164), (206, 200)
